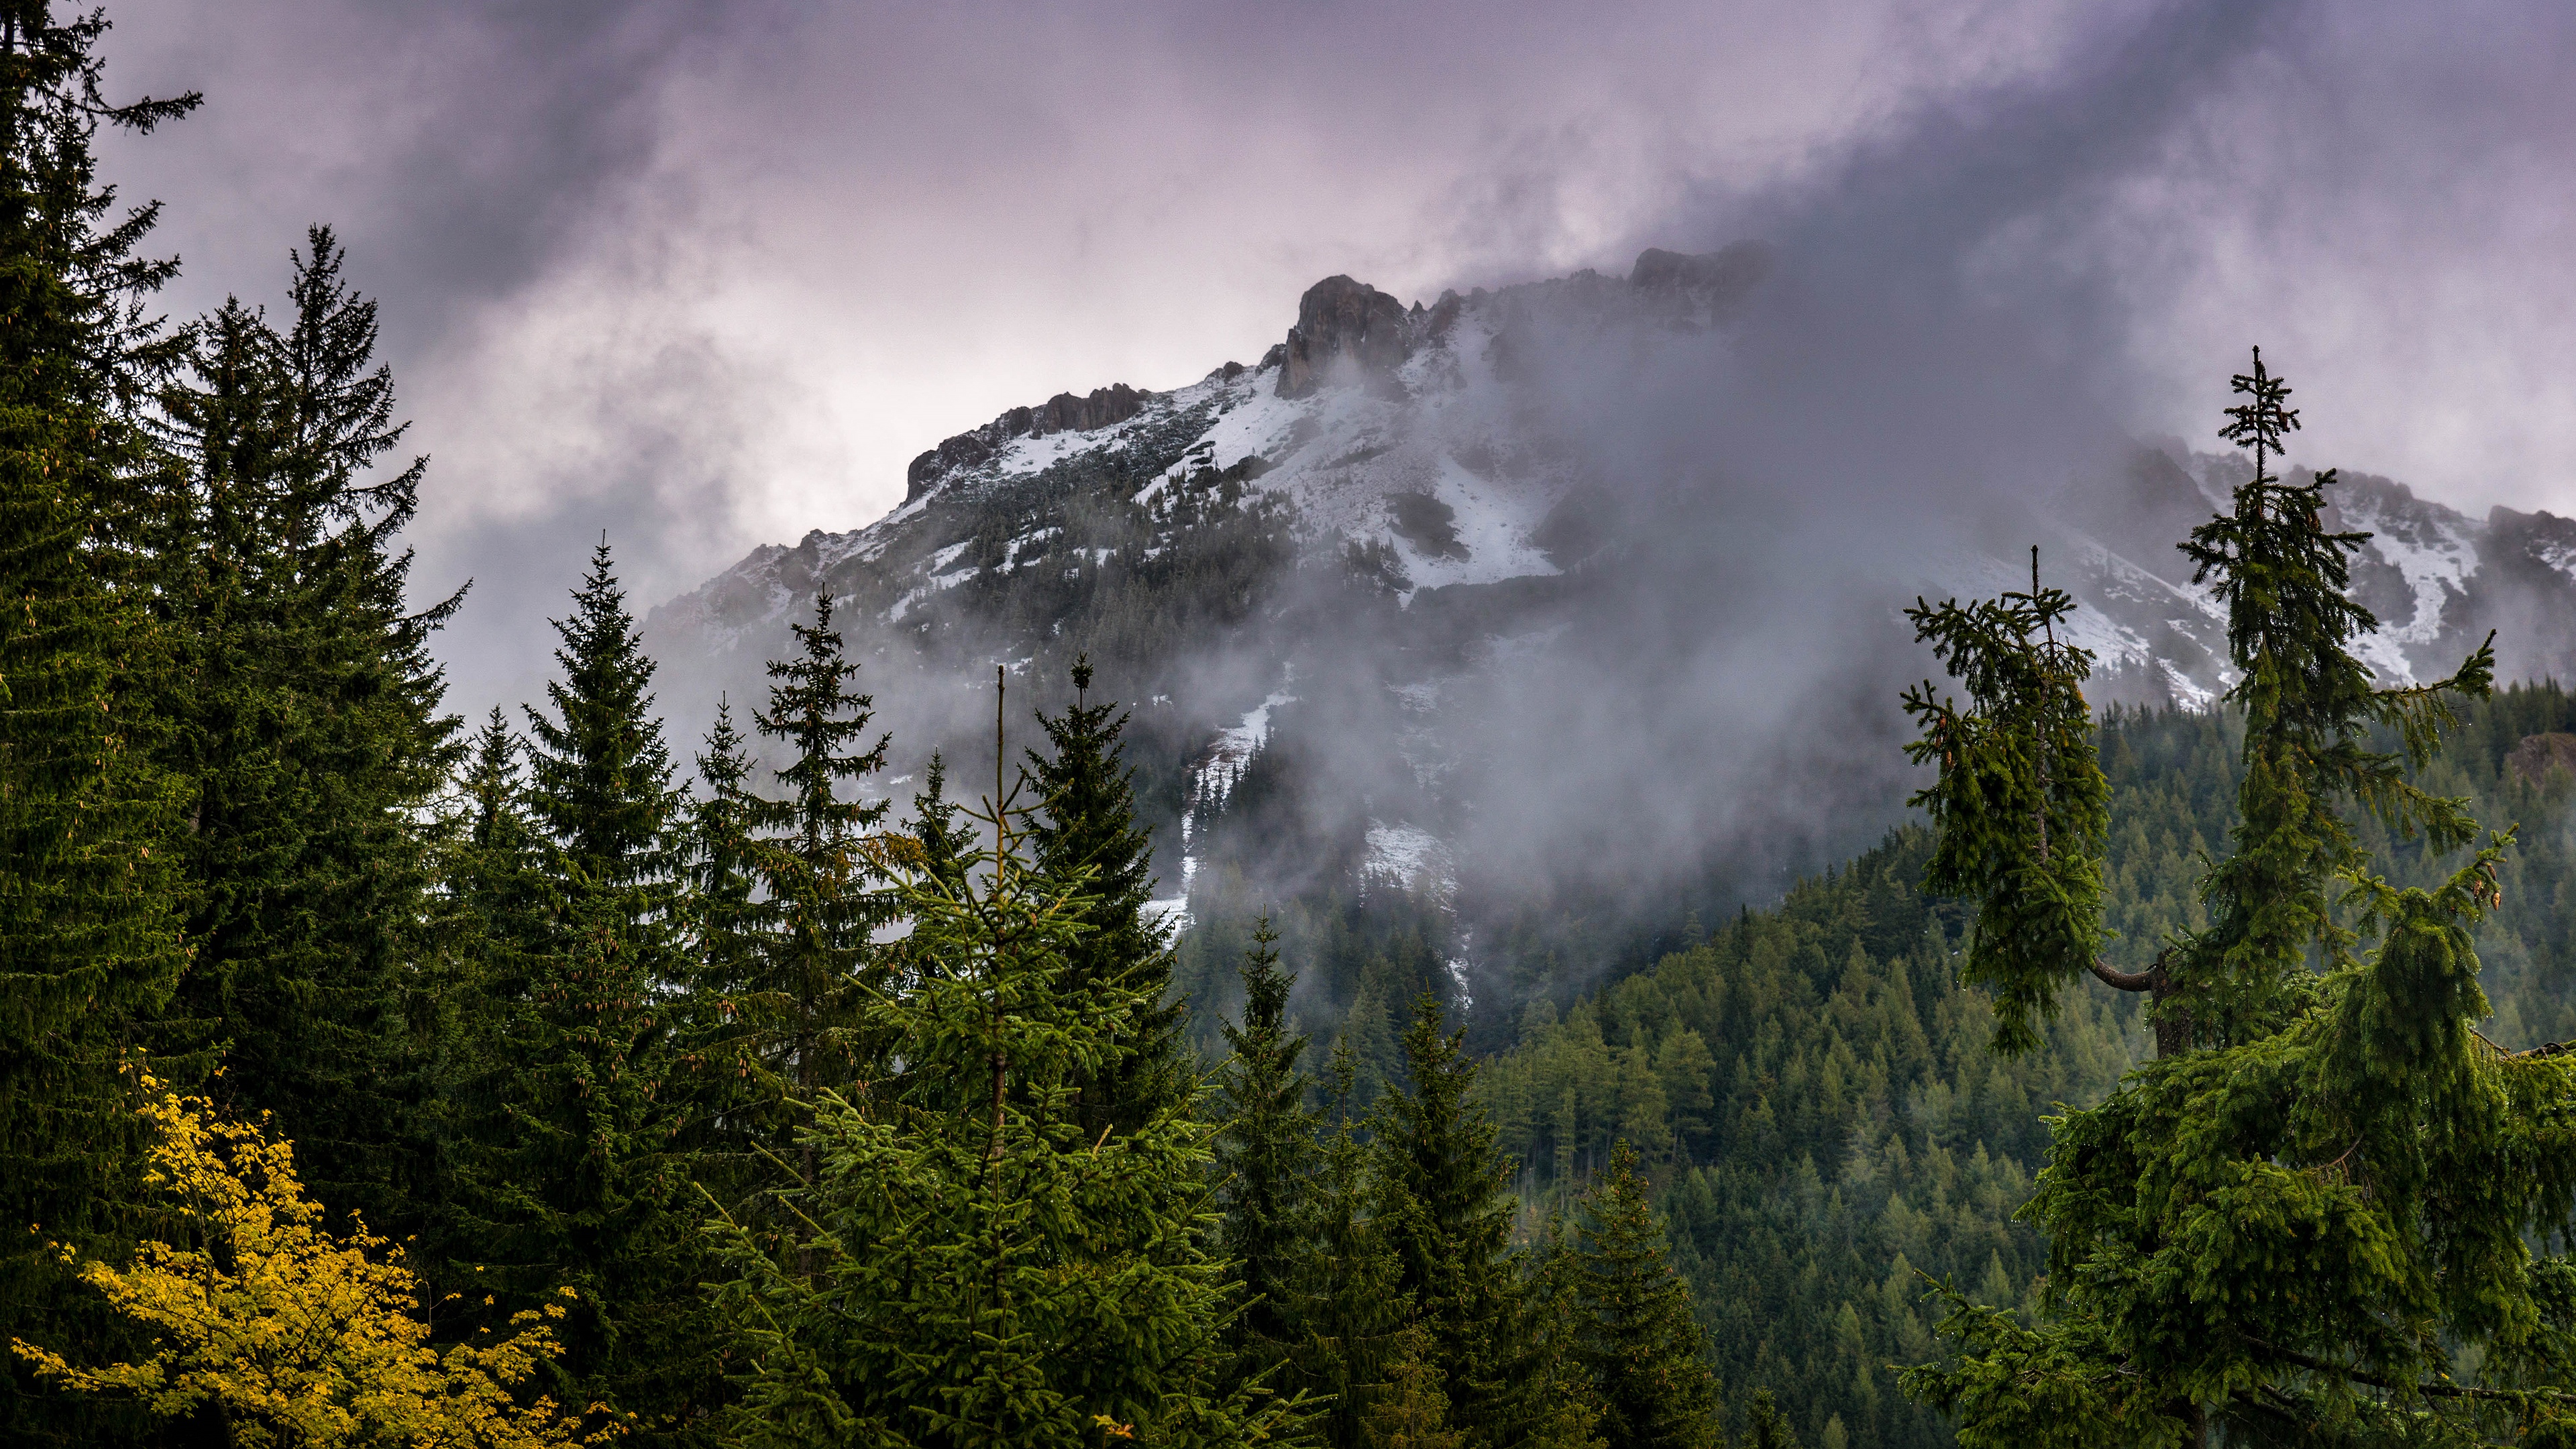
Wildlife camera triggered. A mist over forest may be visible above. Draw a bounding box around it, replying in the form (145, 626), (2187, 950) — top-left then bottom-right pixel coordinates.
(11, 3), (2576, 1448)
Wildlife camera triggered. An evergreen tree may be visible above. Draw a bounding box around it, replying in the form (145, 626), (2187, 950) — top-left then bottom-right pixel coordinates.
(676, 699), (761, 1210)
(684, 696), (760, 1000)
(1360, 1328), (1466, 1449)
(1572, 1142), (1719, 1449)
(1212, 918), (1319, 1378)
(524, 539), (680, 894)
(910, 749), (971, 897)
(0, 10), (195, 1442)
(452, 541), (716, 1441)
(441, 708), (549, 1002)
(1898, 352), (2567, 1446)
(1371, 994), (1525, 1447)
(704, 676), (1287, 1448)
(731, 592), (896, 1194)
(1291, 1043), (1412, 1449)
(1738, 1389), (1800, 1449)
(1026, 654), (1185, 1132)
(154, 228), (462, 1236)
(1514, 1210), (1610, 1449)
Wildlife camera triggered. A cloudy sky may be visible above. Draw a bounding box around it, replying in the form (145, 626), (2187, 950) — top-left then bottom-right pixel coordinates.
(92, 0), (2576, 716)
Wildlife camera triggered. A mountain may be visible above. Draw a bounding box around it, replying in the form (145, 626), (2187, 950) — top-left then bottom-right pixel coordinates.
(642, 247), (2576, 1024)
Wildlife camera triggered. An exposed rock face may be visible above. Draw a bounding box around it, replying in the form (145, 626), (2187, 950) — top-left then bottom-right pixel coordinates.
(2508, 732), (2576, 784)
(1628, 244), (1773, 328)
(1034, 383), (1149, 434)
(1278, 274), (1414, 398)
(1628, 242), (1770, 298)
(904, 383), (1152, 502)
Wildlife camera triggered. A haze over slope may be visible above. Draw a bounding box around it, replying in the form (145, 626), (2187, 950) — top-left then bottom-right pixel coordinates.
(94, 1), (2576, 724)
(645, 247), (2576, 962)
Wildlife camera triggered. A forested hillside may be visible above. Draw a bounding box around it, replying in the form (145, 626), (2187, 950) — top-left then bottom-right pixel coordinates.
(1390, 684), (2576, 1447)
(13, 5), (2576, 1447)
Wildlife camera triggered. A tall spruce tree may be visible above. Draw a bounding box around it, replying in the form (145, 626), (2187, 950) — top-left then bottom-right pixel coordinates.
(524, 539), (680, 894)
(439, 708), (548, 1009)
(684, 696), (760, 1000)
(1371, 994), (1525, 1447)
(1026, 655), (1185, 1132)
(1572, 1142), (1719, 1449)
(451, 541), (716, 1442)
(1291, 1044), (1413, 1449)
(733, 593), (895, 1193)
(0, 9), (195, 1442)
(155, 228), (461, 1235)
(704, 675), (1287, 1449)
(1897, 352), (2574, 1446)
(1519, 1213), (1610, 1449)
(1212, 918), (1320, 1379)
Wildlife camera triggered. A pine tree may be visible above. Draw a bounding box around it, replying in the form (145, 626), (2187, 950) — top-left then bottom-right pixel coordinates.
(0, 11), (196, 1441)
(453, 541), (716, 1440)
(1212, 918), (1319, 1379)
(1026, 654), (1185, 1133)
(1897, 352), (2569, 1446)
(704, 674), (1287, 1448)
(1573, 1142), (1719, 1449)
(731, 592), (895, 1195)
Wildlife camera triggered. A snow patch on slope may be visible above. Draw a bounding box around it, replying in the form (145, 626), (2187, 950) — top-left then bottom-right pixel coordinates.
(1363, 820), (1453, 904)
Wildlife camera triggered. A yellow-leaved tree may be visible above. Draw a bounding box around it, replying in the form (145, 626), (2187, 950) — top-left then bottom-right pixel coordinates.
(10, 1069), (620, 1448)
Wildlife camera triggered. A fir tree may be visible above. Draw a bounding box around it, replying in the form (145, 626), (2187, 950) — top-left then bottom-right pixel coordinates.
(1026, 654), (1185, 1133)
(1212, 917), (1319, 1379)
(1898, 353), (2565, 1446)
(0, 10), (195, 1441)
(704, 674), (1287, 1449)
(676, 699), (761, 1209)
(1573, 1142), (1719, 1449)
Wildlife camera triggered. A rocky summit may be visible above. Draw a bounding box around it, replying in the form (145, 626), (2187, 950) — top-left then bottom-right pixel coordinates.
(643, 246), (2576, 926)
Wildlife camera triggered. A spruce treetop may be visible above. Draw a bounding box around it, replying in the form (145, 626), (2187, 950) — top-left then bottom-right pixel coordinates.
(524, 538), (676, 888)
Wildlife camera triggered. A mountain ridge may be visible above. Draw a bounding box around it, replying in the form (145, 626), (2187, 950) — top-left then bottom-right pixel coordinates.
(641, 250), (2576, 989)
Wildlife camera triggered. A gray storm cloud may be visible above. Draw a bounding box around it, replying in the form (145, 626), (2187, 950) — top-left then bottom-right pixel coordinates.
(86, 0), (2576, 723)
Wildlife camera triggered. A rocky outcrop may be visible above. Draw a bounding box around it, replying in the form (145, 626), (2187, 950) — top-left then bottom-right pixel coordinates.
(1629, 243), (1768, 294)
(2508, 731), (2576, 784)
(904, 383), (1153, 502)
(1278, 275), (1414, 398)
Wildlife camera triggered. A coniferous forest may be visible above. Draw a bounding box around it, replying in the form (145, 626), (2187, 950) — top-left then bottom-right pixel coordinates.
(11, 7), (2576, 1448)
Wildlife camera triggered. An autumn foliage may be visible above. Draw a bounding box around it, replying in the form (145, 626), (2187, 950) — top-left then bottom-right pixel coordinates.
(11, 1071), (617, 1448)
